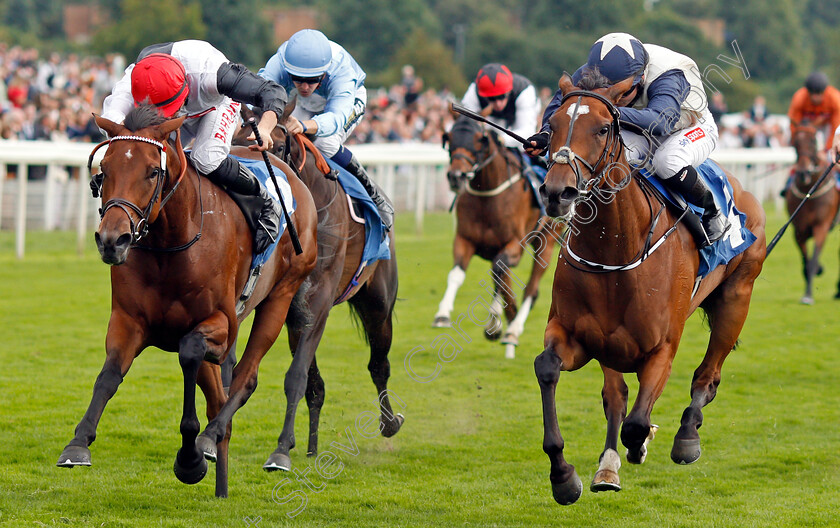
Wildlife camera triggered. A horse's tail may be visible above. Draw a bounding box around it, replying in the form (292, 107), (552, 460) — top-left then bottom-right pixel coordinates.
(346, 302), (371, 346)
(286, 278), (314, 332)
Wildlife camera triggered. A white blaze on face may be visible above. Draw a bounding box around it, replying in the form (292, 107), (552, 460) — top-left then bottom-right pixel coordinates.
(566, 104), (589, 119)
(125, 149), (132, 159)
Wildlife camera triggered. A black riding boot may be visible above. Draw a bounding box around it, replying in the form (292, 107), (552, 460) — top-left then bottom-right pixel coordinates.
(663, 165), (730, 248)
(346, 154), (394, 231)
(208, 157), (282, 253)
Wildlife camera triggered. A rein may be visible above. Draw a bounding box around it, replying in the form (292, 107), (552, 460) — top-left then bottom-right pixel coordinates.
(449, 137), (522, 197)
(88, 130), (203, 252)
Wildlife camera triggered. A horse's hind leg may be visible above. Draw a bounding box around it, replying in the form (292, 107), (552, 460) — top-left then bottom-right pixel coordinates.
(591, 366), (627, 493)
(433, 236), (475, 327)
(352, 265), (405, 437)
(672, 274), (757, 464)
(197, 362), (230, 498)
(264, 288), (330, 472)
(803, 224), (830, 304)
(58, 313), (143, 468)
(304, 356), (326, 456)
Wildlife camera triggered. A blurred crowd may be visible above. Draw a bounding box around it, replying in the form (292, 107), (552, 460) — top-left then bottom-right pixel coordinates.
(0, 45), (791, 150)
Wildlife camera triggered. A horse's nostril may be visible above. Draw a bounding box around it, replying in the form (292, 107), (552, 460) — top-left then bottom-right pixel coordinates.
(560, 187), (579, 201)
(115, 233), (132, 249)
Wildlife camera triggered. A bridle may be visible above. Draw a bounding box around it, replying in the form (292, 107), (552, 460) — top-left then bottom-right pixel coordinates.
(548, 90), (627, 196)
(88, 129), (202, 252)
(447, 130), (521, 197)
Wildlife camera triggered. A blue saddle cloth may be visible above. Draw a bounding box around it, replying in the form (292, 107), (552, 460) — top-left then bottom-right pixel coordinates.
(640, 160), (757, 278)
(230, 156), (295, 268)
(325, 158), (391, 264)
(525, 155), (547, 215)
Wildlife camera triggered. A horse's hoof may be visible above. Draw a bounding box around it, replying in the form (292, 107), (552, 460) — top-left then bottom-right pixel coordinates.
(484, 327), (502, 341)
(381, 413), (405, 438)
(263, 451), (292, 472)
(834, 290), (840, 300)
(196, 434), (217, 462)
(57, 445), (92, 467)
(671, 437), (702, 465)
(173, 449), (208, 484)
(432, 316), (451, 328)
(800, 296), (815, 305)
(551, 472), (583, 505)
(590, 469), (621, 493)
(626, 444), (647, 465)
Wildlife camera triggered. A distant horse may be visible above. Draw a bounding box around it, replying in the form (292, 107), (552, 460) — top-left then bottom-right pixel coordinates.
(535, 74), (766, 504)
(235, 102), (403, 472)
(57, 105), (318, 497)
(434, 116), (557, 359)
(785, 122), (840, 304)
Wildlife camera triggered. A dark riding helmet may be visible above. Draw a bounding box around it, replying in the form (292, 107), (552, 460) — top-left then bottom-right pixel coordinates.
(805, 71), (829, 94)
(584, 33), (648, 86)
(476, 63), (514, 98)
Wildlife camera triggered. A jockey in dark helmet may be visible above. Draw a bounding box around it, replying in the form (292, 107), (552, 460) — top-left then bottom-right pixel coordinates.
(259, 29), (393, 231)
(102, 40), (289, 254)
(461, 63), (544, 187)
(527, 33), (729, 247)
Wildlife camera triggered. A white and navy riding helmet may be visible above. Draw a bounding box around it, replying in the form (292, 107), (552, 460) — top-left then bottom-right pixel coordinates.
(283, 29), (332, 77)
(585, 33), (648, 86)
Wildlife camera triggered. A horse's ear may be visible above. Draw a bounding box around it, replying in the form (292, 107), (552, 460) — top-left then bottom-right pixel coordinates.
(605, 76), (635, 104)
(240, 104), (255, 122)
(157, 116), (186, 138)
(441, 131), (449, 149)
(558, 72), (575, 94)
(281, 96), (297, 123)
(93, 114), (122, 138)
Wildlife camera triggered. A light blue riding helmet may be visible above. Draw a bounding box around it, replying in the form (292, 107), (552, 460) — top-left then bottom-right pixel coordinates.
(283, 29), (332, 77)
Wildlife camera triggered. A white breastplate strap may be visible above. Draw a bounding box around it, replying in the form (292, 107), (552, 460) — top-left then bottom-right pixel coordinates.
(563, 229), (672, 272)
(465, 172), (521, 197)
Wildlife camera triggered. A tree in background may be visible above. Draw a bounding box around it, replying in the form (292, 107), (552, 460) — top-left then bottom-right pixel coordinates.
(381, 28), (468, 94)
(199, 0), (275, 68)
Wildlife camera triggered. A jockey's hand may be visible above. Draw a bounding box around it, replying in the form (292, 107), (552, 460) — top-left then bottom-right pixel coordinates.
(830, 134), (840, 165)
(286, 116), (305, 136)
(247, 110), (278, 152)
(524, 131), (549, 157)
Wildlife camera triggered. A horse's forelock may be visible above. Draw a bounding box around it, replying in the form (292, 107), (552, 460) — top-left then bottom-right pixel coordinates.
(124, 104), (167, 132)
(576, 67), (612, 92)
(448, 116), (482, 149)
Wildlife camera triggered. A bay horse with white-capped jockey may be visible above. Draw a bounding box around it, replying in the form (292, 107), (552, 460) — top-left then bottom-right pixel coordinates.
(57, 104), (318, 498)
(535, 73), (766, 504)
(784, 120), (840, 303)
(434, 115), (558, 359)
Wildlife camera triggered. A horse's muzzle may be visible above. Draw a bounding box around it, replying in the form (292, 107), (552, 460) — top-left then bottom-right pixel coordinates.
(540, 183), (579, 219)
(95, 230), (132, 265)
(447, 171), (466, 193)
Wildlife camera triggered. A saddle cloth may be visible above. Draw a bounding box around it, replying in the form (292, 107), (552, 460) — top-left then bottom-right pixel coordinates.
(639, 160), (757, 278)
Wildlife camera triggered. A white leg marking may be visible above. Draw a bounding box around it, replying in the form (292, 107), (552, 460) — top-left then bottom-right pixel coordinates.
(599, 448), (621, 474)
(505, 296), (533, 338)
(435, 266), (466, 318)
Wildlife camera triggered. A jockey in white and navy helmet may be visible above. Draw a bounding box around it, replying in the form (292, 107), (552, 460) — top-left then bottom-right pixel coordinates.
(461, 63), (544, 185)
(526, 33), (729, 246)
(259, 29), (393, 230)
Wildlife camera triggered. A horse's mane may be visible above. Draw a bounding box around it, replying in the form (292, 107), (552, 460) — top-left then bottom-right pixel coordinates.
(448, 115), (483, 149)
(124, 103), (167, 132)
(575, 67), (612, 91)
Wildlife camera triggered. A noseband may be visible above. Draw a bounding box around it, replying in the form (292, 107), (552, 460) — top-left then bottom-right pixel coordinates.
(549, 90), (624, 195)
(449, 145), (498, 181)
(88, 131), (191, 247)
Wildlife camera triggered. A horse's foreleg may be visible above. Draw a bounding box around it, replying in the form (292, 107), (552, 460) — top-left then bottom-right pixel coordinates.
(591, 366), (627, 493)
(803, 224), (830, 304)
(433, 236), (474, 327)
(58, 312), (143, 468)
(199, 288), (296, 456)
(673, 281), (755, 465)
(534, 347), (581, 505)
(196, 362), (229, 498)
(622, 346), (674, 464)
(264, 297), (329, 472)
(173, 312), (229, 486)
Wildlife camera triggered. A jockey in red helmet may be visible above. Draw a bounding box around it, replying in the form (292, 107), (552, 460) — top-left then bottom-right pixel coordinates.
(461, 63), (543, 187)
(102, 40), (289, 253)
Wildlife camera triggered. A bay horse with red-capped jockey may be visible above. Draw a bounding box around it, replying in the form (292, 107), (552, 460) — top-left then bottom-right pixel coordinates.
(784, 121), (840, 304)
(434, 115), (558, 359)
(535, 74), (766, 504)
(56, 104), (317, 498)
(234, 101), (404, 473)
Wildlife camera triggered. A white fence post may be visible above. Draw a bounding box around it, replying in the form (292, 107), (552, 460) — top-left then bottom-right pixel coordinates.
(15, 163), (28, 259)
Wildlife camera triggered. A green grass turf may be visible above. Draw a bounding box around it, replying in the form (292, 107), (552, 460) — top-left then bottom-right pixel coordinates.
(0, 208), (838, 527)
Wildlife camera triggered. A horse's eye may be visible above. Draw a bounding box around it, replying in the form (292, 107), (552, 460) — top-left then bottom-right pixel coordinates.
(149, 168), (162, 180)
(598, 126), (610, 137)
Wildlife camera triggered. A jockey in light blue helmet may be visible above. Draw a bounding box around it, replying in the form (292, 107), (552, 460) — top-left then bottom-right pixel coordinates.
(259, 28), (393, 230)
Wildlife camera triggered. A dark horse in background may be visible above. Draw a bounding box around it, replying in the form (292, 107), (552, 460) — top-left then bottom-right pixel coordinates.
(434, 116), (558, 359)
(57, 105), (318, 497)
(235, 102), (403, 473)
(536, 74), (766, 504)
(785, 121), (840, 304)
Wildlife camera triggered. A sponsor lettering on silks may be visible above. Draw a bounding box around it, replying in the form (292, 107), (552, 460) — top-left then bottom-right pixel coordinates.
(685, 127), (705, 142)
(214, 102), (241, 141)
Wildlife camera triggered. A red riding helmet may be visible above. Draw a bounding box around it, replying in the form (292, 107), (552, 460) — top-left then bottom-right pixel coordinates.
(476, 63), (513, 98)
(131, 53), (189, 117)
